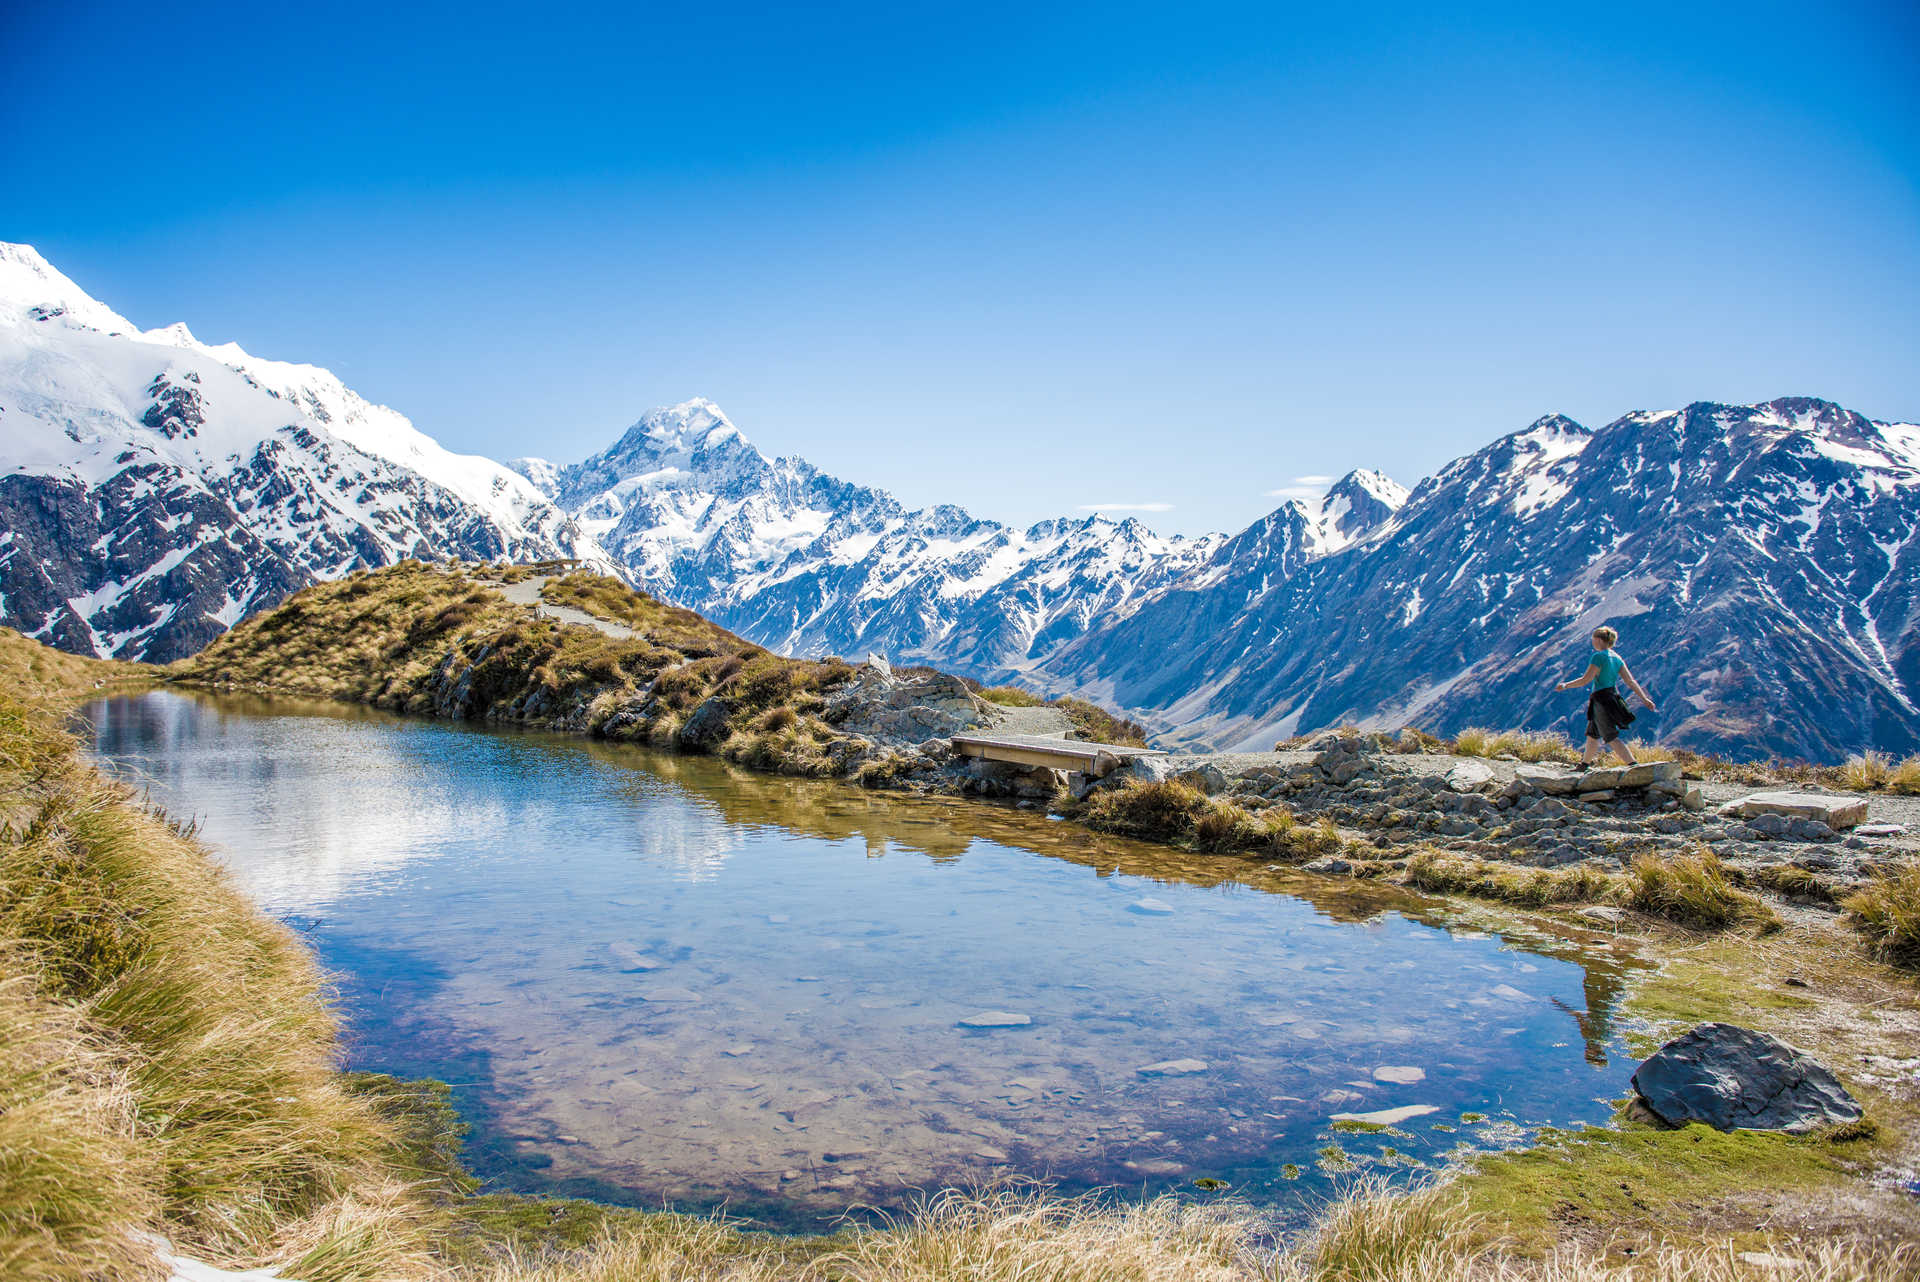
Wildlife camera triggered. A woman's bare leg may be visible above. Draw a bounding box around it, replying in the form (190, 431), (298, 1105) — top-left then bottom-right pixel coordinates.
(1583, 735), (1603, 764)
(1610, 737), (1636, 765)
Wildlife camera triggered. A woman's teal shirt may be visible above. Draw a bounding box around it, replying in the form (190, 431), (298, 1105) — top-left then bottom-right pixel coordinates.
(1590, 649), (1625, 689)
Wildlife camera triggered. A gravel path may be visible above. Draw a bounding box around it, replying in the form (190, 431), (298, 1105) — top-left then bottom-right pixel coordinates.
(985, 704), (1076, 737)
(492, 575), (637, 639)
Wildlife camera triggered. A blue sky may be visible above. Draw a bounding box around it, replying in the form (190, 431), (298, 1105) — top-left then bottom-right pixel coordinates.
(6, 0), (1916, 536)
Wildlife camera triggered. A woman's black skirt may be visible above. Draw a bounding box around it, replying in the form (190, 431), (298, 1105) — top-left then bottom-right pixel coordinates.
(1586, 687), (1635, 743)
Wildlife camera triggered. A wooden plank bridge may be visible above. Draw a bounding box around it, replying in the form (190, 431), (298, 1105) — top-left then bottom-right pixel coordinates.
(949, 732), (1167, 779)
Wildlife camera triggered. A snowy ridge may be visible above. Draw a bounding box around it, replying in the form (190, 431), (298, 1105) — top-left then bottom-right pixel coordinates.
(0, 242), (609, 661)
(1045, 397), (1920, 762)
(516, 400), (1224, 675)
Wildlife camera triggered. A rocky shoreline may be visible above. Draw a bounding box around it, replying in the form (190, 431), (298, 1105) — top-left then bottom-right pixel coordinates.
(800, 658), (1914, 905)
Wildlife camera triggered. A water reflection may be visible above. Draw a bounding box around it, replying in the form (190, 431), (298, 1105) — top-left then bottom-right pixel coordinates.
(81, 690), (1645, 1231)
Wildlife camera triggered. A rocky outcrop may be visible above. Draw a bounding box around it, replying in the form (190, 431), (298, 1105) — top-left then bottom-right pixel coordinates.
(1167, 734), (1894, 892)
(1631, 1023), (1863, 1132)
(823, 658), (993, 747)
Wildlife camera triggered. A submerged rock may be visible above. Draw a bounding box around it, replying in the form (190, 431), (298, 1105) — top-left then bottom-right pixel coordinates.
(1331, 1104), (1439, 1126)
(958, 1010), (1032, 1028)
(1136, 1058), (1209, 1076)
(1631, 1022), (1863, 1133)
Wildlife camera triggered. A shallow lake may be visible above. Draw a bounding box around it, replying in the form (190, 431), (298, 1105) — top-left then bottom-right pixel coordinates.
(81, 690), (1645, 1230)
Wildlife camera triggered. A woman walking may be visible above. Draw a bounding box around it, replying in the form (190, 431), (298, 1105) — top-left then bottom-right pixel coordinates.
(1554, 625), (1657, 765)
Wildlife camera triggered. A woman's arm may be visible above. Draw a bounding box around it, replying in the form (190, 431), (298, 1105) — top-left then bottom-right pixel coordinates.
(1554, 663), (1600, 693)
(1621, 665), (1658, 710)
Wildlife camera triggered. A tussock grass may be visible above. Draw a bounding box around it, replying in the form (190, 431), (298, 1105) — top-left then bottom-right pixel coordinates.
(0, 678), (433, 1280)
(1625, 851), (1778, 932)
(810, 1186), (1260, 1282)
(979, 685), (1046, 708)
(1843, 862), (1920, 968)
(1448, 728), (1580, 764)
(1405, 851), (1620, 908)
(0, 959), (163, 1282)
(179, 563), (867, 777)
(1081, 781), (1343, 859)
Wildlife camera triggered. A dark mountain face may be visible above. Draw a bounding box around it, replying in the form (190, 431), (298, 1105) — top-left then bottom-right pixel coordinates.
(1042, 400), (1920, 763)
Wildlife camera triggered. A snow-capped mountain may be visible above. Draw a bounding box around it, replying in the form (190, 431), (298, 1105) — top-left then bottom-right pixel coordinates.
(0, 243), (608, 661)
(510, 399), (1226, 675)
(1043, 399), (1920, 762)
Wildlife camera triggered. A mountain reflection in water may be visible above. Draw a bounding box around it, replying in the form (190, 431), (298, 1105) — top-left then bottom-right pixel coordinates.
(82, 690), (1645, 1231)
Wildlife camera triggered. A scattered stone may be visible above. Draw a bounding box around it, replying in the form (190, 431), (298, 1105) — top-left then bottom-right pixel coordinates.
(958, 1011), (1032, 1029)
(1577, 905), (1624, 926)
(1303, 857), (1352, 875)
(1373, 1065), (1426, 1085)
(1788, 818), (1838, 843)
(1129, 897), (1176, 915)
(1445, 760), (1497, 793)
(1855, 823), (1907, 838)
(1720, 792), (1869, 830)
(1137, 1058), (1210, 1076)
(1331, 1104), (1439, 1126)
(1631, 1022), (1863, 1132)
(1578, 789), (1617, 802)
(973, 1146), (1009, 1161)
(638, 986), (701, 1004)
(608, 942), (670, 971)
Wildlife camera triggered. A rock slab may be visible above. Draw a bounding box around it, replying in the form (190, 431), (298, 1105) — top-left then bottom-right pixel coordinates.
(1720, 792), (1869, 830)
(1631, 1022), (1862, 1133)
(958, 1011), (1032, 1029)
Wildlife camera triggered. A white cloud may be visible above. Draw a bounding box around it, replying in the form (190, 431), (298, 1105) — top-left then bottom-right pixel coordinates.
(1077, 502), (1174, 512)
(1265, 473), (1338, 500)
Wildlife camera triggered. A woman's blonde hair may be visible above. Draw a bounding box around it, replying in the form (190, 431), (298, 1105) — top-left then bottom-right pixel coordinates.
(1592, 625), (1618, 648)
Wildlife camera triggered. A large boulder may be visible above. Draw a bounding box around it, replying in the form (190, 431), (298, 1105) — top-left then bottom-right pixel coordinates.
(677, 695), (734, 750)
(1630, 1023), (1862, 1133)
(1720, 792), (1869, 831)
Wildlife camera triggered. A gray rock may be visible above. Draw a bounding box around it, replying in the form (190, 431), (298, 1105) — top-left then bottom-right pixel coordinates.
(1630, 1022), (1863, 1133)
(1302, 857), (1353, 875)
(958, 1011), (1032, 1028)
(1720, 792), (1869, 830)
(1445, 760), (1498, 793)
(1748, 812), (1790, 837)
(1136, 1058), (1209, 1076)
(1174, 764), (1229, 795)
(1788, 818), (1837, 843)
(677, 695), (734, 750)
(1516, 765), (1580, 795)
(1855, 822), (1908, 838)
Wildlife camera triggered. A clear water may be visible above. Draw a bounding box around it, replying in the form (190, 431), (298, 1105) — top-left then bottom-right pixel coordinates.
(81, 690), (1644, 1231)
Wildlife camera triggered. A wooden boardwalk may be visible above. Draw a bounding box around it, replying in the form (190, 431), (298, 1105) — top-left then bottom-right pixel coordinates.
(949, 732), (1166, 778)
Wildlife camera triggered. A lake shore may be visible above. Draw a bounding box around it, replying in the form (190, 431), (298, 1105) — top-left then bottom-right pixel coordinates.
(6, 575), (1918, 1278)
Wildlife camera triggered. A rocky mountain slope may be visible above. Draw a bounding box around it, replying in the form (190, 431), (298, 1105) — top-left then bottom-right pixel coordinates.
(1044, 400), (1920, 762)
(0, 243), (607, 661)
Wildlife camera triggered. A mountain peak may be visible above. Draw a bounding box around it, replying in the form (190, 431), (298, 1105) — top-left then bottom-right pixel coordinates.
(0, 240), (136, 333)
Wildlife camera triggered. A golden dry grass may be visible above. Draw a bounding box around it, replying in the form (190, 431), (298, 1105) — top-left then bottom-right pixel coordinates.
(1843, 862), (1920, 968)
(1079, 780), (1343, 859)
(0, 674), (438, 1280)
